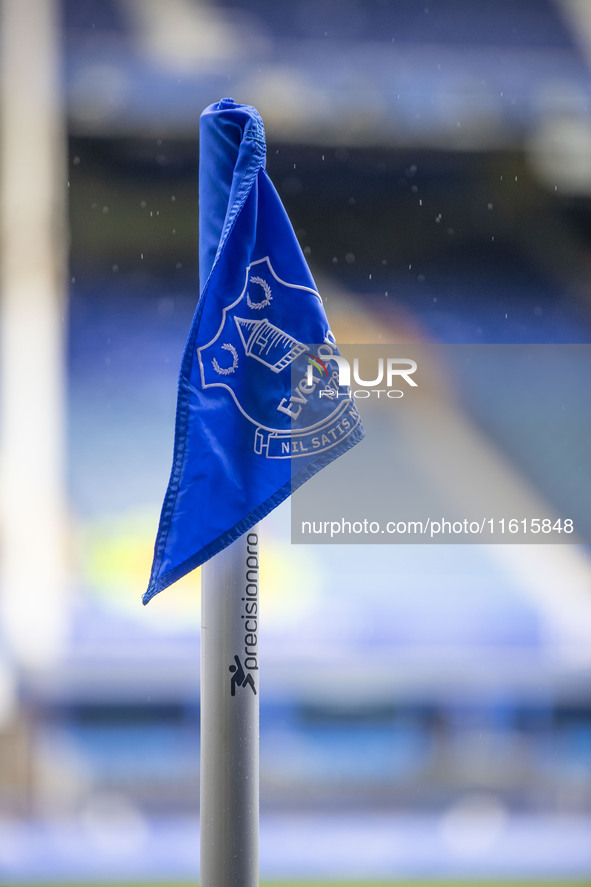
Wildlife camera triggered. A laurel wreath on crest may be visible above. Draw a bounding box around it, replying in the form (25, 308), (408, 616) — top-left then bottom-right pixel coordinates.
(247, 276), (272, 309)
(212, 343), (239, 375)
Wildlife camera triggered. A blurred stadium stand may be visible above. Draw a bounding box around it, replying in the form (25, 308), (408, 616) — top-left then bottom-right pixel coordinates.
(1, 0), (591, 881)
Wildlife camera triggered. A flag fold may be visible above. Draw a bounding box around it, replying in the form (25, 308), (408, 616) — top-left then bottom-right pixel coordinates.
(145, 98), (364, 603)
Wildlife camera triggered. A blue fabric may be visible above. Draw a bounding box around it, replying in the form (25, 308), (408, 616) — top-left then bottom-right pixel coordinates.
(145, 99), (364, 603)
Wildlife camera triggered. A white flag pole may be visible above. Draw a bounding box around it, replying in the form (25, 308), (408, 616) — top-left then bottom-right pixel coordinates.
(200, 529), (260, 887)
(0, 0), (68, 670)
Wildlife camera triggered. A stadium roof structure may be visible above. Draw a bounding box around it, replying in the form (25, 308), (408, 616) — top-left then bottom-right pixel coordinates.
(62, 0), (591, 152)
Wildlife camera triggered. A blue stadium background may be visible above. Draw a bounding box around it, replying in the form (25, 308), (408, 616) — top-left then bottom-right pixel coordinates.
(2, 0), (591, 881)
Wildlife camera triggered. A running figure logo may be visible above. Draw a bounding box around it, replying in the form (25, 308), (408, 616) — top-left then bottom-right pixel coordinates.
(229, 655), (257, 696)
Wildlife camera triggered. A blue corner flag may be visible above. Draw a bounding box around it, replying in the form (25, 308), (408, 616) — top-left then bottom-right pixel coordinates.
(144, 99), (364, 603)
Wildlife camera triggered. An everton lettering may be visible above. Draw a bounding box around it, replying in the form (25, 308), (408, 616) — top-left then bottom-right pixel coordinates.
(276, 371), (323, 419)
(277, 333), (336, 420)
(198, 258), (361, 460)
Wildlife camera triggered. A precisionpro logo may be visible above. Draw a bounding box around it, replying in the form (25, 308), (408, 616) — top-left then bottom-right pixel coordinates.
(306, 355), (418, 399)
(229, 532), (259, 697)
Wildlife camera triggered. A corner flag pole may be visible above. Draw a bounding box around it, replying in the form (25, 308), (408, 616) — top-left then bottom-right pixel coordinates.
(200, 530), (260, 887)
(144, 98), (363, 885)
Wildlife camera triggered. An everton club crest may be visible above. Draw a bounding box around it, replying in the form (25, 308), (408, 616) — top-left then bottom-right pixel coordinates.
(197, 257), (361, 459)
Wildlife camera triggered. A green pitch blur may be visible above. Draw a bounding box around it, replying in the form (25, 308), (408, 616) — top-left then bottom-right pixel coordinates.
(14, 880), (591, 887)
